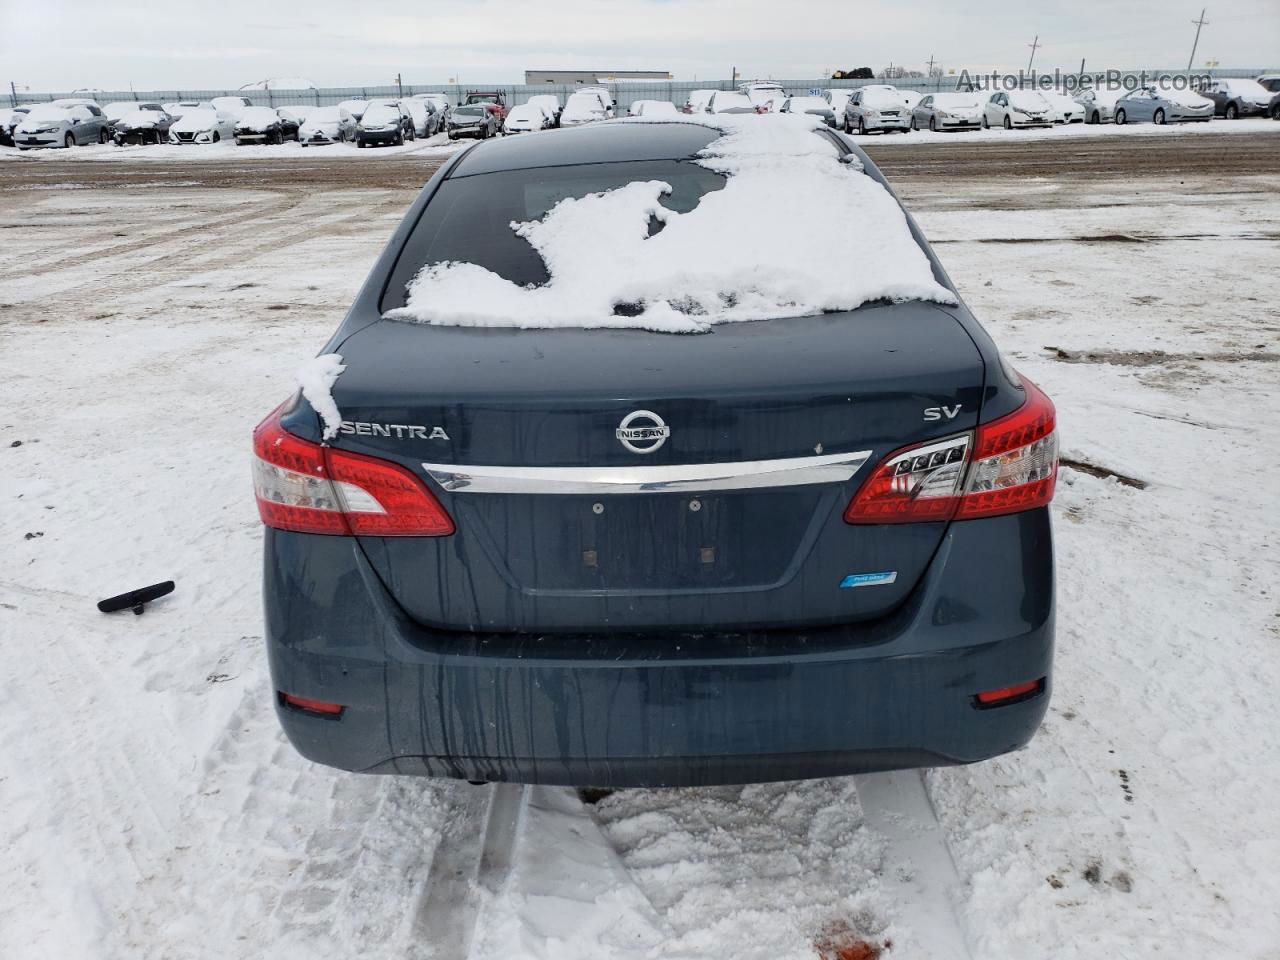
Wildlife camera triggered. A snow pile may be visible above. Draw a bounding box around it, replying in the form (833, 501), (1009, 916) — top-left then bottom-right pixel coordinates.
(296, 353), (345, 439)
(385, 114), (955, 333)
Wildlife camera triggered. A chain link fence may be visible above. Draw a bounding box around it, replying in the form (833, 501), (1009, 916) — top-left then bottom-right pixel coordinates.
(11, 68), (1275, 112)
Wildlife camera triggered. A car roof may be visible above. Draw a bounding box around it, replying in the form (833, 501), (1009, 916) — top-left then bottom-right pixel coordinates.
(447, 121), (720, 178)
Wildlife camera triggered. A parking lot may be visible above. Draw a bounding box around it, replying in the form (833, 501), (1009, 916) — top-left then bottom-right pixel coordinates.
(2, 125), (1279, 959)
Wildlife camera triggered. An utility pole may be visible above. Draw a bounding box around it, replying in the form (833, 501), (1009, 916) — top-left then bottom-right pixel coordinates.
(1187, 8), (1209, 71)
(1027, 35), (1041, 73)
(9, 81), (18, 108)
(926, 54), (936, 75)
(395, 72), (403, 98)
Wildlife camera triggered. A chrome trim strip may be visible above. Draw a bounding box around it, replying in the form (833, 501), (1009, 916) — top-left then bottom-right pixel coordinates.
(422, 451), (873, 495)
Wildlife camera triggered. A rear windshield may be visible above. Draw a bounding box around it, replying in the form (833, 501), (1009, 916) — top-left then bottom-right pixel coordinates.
(381, 160), (728, 311)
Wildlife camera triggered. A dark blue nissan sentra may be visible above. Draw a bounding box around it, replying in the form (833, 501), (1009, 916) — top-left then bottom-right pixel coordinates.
(254, 121), (1057, 787)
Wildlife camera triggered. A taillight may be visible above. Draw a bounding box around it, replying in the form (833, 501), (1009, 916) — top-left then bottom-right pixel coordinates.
(845, 378), (1057, 524)
(252, 403), (454, 537)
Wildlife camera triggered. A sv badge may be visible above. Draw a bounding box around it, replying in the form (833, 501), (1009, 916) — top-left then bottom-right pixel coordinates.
(923, 404), (962, 422)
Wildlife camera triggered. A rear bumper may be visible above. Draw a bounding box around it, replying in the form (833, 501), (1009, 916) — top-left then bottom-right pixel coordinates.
(265, 509), (1054, 787)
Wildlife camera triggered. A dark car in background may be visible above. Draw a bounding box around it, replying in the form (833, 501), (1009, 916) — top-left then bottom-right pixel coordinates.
(446, 104), (499, 139)
(234, 106), (299, 145)
(1197, 77), (1274, 118)
(356, 101), (413, 147)
(255, 122), (1058, 788)
(111, 104), (175, 145)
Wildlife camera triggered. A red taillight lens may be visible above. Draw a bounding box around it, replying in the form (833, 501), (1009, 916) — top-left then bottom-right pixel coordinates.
(252, 403), (454, 537)
(844, 377), (1058, 524)
(279, 692), (345, 716)
(974, 678), (1044, 707)
(956, 377), (1057, 519)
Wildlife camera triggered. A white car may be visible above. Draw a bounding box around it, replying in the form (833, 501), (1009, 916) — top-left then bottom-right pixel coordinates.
(844, 86), (911, 133)
(299, 105), (356, 145)
(403, 99), (435, 138)
(1041, 91), (1085, 123)
(413, 93), (452, 124)
(163, 101), (212, 120)
(169, 108), (237, 144)
(503, 103), (549, 134)
(577, 85), (615, 112)
(560, 92), (608, 127)
(1073, 86), (1127, 124)
(628, 99), (680, 118)
(825, 88), (854, 120)
(685, 89), (717, 114)
(525, 94), (560, 126)
(910, 92), (985, 131)
(705, 91), (757, 114)
(983, 90), (1054, 129)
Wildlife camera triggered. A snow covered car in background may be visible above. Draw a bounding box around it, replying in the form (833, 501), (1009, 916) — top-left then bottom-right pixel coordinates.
(629, 100), (681, 118)
(983, 90), (1054, 128)
(1114, 87), (1213, 124)
(413, 93), (453, 123)
(898, 90), (923, 112)
(778, 95), (837, 127)
(12, 103), (109, 149)
(162, 101), (210, 120)
(102, 100), (155, 128)
(299, 105), (356, 145)
(255, 118), (1058, 788)
(685, 89), (717, 114)
(825, 88), (854, 122)
(0, 106), (32, 146)
(464, 90), (508, 122)
(560, 92), (609, 127)
(404, 98), (441, 138)
(338, 99), (371, 121)
(1041, 91), (1085, 123)
(356, 102), (413, 146)
(502, 103), (549, 134)
(910, 92), (984, 131)
(1074, 86), (1126, 123)
(234, 106), (299, 145)
(111, 105), (175, 145)
(844, 86), (910, 133)
(1197, 78), (1273, 118)
(705, 91), (757, 114)
(524, 94), (560, 127)
(169, 108), (237, 144)
(446, 104), (499, 139)
(739, 80), (786, 109)
(210, 96), (253, 119)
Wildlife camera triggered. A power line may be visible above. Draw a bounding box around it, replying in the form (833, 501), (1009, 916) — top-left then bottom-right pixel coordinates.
(1188, 8), (1209, 71)
(1027, 35), (1041, 72)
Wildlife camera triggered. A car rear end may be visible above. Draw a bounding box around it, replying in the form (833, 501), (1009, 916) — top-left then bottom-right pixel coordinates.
(257, 132), (1057, 787)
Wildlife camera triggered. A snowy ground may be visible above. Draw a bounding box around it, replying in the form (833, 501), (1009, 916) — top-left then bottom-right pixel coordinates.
(1, 133), (1278, 960)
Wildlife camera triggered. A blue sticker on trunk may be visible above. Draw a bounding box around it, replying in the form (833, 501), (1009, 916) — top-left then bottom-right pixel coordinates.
(840, 571), (898, 588)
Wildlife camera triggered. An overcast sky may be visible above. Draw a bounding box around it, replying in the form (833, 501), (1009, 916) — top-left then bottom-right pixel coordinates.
(2, 0), (1276, 92)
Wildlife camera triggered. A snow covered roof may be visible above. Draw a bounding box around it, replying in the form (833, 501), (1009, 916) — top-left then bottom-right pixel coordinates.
(385, 115), (954, 333)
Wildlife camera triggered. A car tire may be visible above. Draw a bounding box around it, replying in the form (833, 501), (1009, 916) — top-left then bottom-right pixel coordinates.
(64, 133), (75, 148)
(357, 139), (366, 148)
(1115, 109), (1126, 125)
(982, 115), (989, 129)
(929, 117), (937, 132)
(1091, 111), (1101, 124)
(1225, 103), (1238, 120)
(857, 117), (866, 135)
(1154, 108), (1166, 125)
(98, 128), (108, 144)
(212, 132), (221, 142)
(909, 117), (917, 131)
(1003, 115), (1011, 130)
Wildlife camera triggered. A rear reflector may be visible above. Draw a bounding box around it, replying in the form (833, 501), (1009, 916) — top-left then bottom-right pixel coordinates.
(845, 377), (1057, 524)
(278, 692), (345, 716)
(252, 402), (454, 537)
(974, 678), (1045, 707)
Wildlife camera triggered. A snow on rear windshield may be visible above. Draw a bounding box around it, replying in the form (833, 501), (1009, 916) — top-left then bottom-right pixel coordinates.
(384, 114), (955, 333)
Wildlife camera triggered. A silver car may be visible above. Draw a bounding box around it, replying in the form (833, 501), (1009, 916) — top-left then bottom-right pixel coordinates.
(12, 103), (110, 149)
(777, 95), (837, 127)
(844, 87), (911, 134)
(910, 92), (984, 131)
(1073, 87), (1126, 124)
(1114, 87), (1213, 125)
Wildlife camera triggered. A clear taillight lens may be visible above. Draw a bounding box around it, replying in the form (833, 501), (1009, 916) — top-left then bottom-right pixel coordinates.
(845, 377), (1058, 524)
(252, 402), (454, 537)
